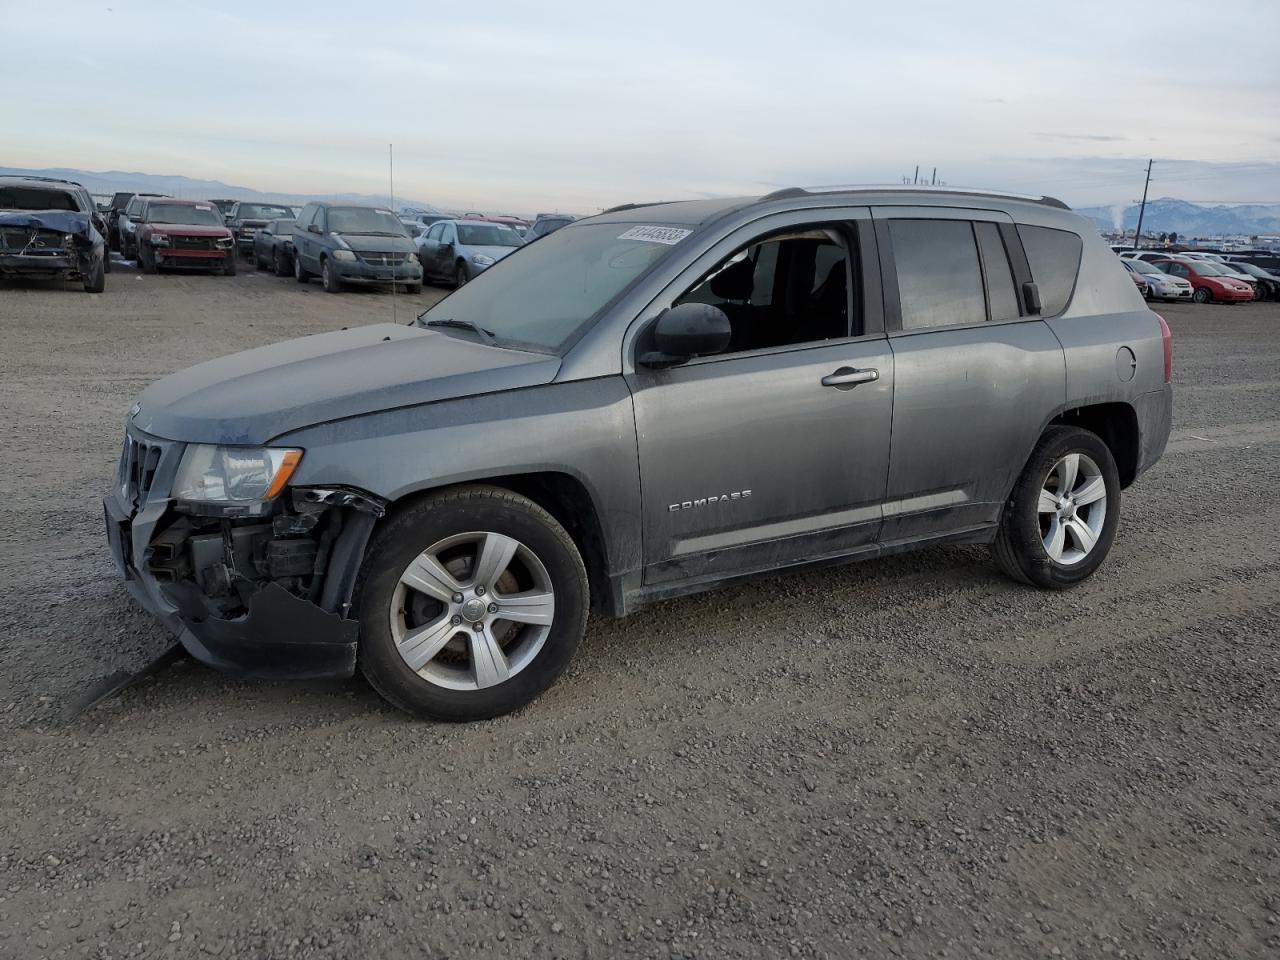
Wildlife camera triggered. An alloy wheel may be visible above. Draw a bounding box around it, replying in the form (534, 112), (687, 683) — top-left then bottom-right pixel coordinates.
(389, 531), (556, 690)
(1038, 452), (1107, 566)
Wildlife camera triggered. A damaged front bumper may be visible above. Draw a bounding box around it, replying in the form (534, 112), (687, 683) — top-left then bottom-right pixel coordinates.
(103, 429), (384, 680)
(0, 210), (102, 280)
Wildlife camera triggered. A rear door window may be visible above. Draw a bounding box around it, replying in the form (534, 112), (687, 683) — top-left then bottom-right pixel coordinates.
(1017, 224), (1083, 317)
(974, 222), (1020, 322)
(889, 219), (986, 330)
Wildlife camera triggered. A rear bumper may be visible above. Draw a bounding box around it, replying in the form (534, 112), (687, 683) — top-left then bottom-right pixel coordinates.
(103, 485), (366, 680)
(1133, 384), (1173, 479)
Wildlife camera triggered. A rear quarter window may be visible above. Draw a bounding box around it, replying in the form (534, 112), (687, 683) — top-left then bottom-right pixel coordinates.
(1017, 225), (1083, 317)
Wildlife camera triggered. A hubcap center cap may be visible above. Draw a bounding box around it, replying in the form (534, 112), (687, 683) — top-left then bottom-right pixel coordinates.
(460, 597), (487, 623)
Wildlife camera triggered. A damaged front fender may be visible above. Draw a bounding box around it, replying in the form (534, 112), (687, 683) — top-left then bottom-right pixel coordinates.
(107, 483), (386, 681)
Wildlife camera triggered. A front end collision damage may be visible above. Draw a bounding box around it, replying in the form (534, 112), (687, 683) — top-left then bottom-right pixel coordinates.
(0, 210), (103, 281)
(113, 485), (386, 680)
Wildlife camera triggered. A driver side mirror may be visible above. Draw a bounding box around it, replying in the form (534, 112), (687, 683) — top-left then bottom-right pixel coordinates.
(307, 223), (323, 234)
(639, 303), (732, 368)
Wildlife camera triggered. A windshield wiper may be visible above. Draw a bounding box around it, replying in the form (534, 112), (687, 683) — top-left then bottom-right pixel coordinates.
(423, 317), (498, 345)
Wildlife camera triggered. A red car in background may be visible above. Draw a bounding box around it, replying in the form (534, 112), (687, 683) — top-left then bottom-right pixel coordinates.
(1152, 258), (1254, 304)
(134, 199), (237, 275)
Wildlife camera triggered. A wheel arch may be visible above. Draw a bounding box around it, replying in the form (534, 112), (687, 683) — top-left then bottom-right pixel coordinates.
(1048, 402), (1140, 488)
(381, 471), (616, 616)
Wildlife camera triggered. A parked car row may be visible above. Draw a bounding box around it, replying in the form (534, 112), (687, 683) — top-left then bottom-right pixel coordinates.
(88, 188), (578, 293)
(1116, 247), (1280, 303)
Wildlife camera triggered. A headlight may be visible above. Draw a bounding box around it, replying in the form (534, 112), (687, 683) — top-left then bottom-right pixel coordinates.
(406, 253), (419, 264)
(215, 237), (234, 249)
(472, 254), (495, 266)
(332, 249), (357, 261)
(149, 234), (170, 247)
(173, 445), (303, 503)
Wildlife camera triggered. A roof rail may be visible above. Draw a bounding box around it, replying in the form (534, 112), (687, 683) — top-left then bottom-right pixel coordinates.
(601, 200), (679, 214)
(3, 174), (85, 188)
(758, 184), (1070, 210)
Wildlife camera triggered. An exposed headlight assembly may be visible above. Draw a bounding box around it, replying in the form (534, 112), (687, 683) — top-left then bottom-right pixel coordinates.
(472, 254), (495, 266)
(215, 237), (235, 249)
(149, 234), (171, 246)
(173, 445), (302, 503)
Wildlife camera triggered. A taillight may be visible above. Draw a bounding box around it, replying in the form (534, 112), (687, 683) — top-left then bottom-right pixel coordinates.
(1156, 312), (1172, 383)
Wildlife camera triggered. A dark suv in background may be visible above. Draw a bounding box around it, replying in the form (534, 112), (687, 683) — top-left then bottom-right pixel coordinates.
(291, 201), (422, 293)
(225, 201), (296, 258)
(107, 187), (1172, 721)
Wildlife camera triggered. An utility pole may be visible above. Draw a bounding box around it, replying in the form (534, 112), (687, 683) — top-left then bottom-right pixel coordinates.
(1133, 159), (1153, 250)
(913, 165), (919, 185)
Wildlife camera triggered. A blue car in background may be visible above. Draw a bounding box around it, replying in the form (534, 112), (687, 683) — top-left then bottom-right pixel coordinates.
(415, 218), (523, 286)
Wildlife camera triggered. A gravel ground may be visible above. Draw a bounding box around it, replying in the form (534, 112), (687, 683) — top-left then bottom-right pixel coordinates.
(1, 257), (1277, 960)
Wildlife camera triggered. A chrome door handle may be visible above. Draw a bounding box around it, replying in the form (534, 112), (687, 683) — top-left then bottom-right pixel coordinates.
(821, 367), (879, 388)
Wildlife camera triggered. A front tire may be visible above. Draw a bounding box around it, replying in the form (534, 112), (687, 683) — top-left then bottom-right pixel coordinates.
(1192, 287), (1212, 304)
(455, 261), (469, 287)
(274, 248), (292, 277)
(294, 253), (309, 283)
(321, 257), (341, 293)
(357, 486), (589, 721)
(992, 426), (1120, 589)
(140, 245), (157, 275)
(223, 253), (238, 276)
(83, 255), (106, 292)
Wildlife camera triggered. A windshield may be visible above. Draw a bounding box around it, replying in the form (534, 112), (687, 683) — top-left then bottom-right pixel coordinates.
(1185, 261), (1226, 276)
(146, 202), (224, 226)
(1231, 262), (1265, 277)
(327, 206), (407, 235)
(457, 223), (523, 247)
(0, 187), (78, 211)
(238, 203), (293, 220)
(418, 221), (684, 351)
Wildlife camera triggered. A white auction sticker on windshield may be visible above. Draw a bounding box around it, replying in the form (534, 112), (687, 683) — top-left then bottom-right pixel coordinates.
(195, 204), (212, 210)
(618, 225), (691, 245)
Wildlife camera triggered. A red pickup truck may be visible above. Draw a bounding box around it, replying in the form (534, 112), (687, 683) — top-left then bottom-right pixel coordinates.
(135, 199), (237, 275)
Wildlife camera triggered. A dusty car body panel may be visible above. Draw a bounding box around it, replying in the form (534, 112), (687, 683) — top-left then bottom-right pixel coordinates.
(133, 323), (562, 444)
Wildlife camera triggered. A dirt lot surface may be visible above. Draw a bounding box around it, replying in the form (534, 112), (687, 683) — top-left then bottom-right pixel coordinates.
(1, 257), (1277, 960)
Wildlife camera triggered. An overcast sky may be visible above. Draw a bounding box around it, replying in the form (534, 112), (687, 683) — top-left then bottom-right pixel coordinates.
(3, 0), (1278, 213)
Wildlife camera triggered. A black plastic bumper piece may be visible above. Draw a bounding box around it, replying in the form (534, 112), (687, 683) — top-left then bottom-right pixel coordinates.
(167, 581), (358, 680)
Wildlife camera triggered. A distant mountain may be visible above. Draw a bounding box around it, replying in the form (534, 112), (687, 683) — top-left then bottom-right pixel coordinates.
(0, 165), (443, 214)
(1074, 197), (1280, 237)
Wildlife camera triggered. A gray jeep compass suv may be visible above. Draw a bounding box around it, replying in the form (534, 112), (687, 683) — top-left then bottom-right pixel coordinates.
(105, 187), (1173, 720)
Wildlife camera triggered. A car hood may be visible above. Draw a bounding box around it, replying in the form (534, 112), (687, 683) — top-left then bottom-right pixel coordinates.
(133, 323), (561, 445)
(462, 244), (519, 260)
(147, 223), (232, 237)
(336, 232), (417, 253)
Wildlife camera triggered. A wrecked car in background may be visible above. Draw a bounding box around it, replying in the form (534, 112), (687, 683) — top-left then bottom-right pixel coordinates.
(0, 176), (107, 292)
(134, 199), (238, 275)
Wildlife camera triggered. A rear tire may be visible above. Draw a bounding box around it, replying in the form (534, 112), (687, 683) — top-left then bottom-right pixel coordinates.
(274, 249), (292, 277)
(356, 486), (589, 721)
(992, 426), (1120, 590)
